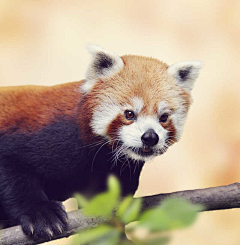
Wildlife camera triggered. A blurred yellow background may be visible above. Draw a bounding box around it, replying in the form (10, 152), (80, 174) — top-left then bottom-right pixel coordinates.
(1, 0), (240, 244)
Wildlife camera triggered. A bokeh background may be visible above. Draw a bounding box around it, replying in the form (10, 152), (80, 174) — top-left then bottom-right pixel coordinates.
(1, 0), (240, 244)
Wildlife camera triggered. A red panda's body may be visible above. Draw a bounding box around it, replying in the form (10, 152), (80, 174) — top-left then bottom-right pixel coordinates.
(0, 80), (145, 240)
(0, 45), (203, 241)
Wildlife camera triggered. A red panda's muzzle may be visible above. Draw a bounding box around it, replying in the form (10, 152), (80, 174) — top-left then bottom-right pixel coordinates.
(141, 145), (152, 153)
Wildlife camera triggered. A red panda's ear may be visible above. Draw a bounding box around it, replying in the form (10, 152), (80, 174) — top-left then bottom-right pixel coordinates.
(81, 44), (124, 93)
(168, 60), (204, 92)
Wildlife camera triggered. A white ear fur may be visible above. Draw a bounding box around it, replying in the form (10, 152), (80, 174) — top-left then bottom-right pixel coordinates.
(168, 60), (204, 92)
(82, 44), (124, 93)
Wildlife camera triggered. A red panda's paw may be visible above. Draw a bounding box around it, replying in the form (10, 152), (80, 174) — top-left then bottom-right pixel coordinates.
(20, 201), (68, 241)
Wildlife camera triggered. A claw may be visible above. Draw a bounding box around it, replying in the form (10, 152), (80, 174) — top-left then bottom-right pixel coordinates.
(56, 224), (63, 233)
(45, 227), (53, 238)
(62, 215), (69, 224)
(29, 223), (34, 234)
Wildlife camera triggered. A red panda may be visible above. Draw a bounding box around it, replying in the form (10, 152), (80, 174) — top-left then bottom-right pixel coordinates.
(0, 45), (204, 240)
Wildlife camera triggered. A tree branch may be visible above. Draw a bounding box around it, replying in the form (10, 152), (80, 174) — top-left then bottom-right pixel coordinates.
(141, 182), (240, 212)
(1, 182), (240, 245)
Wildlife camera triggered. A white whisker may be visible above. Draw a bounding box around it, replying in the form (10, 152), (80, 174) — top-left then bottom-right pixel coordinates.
(91, 139), (118, 172)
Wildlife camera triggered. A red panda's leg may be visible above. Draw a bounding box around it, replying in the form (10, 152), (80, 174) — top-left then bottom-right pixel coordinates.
(0, 162), (68, 241)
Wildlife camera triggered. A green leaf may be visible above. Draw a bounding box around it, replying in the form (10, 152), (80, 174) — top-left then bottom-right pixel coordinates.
(160, 197), (204, 228)
(91, 229), (121, 245)
(122, 198), (142, 224)
(120, 241), (136, 245)
(76, 225), (113, 245)
(83, 192), (115, 217)
(117, 195), (133, 219)
(143, 236), (171, 245)
(83, 176), (120, 218)
(75, 194), (89, 209)
(108, 175), (121, 197)
(138, 208), (171, 232)
(136, 197), (202, 233)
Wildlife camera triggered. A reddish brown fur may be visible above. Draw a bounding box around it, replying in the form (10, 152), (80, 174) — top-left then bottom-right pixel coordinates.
(107, 114), (134, 142)
(161, 119), (177, 142)
(0, 81), (83, 134)
(77, 92), (100, 142)
(179, 89), (192, 112)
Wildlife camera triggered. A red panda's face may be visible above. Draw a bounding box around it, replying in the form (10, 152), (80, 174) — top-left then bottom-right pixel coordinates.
(81, 45), (204, 162)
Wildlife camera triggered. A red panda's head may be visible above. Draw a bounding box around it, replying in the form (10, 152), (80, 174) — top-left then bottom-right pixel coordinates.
(80, 45), (204, 161)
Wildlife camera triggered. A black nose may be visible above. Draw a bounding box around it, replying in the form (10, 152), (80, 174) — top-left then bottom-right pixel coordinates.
(141, 129), (159, 147)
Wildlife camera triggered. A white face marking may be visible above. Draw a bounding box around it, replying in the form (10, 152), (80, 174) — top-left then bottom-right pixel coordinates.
(119, 115), (168, 161)
(132, 97), (144, 113)
(125, 148), (156, 161)
(91, 96), (188, 162)
(158, 100), (187, 141)
(171, 109), (187, 140)
(120, 116), (167, 148)
(122, 97), (144, 114)
(158, 101), (169, 115)
(91, 97), (143, 137)
(91, 100), (121, 136)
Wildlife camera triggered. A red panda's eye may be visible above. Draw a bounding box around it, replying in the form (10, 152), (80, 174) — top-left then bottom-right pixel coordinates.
(160, 113), (168, 123)
(124, 110), (135, 120)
